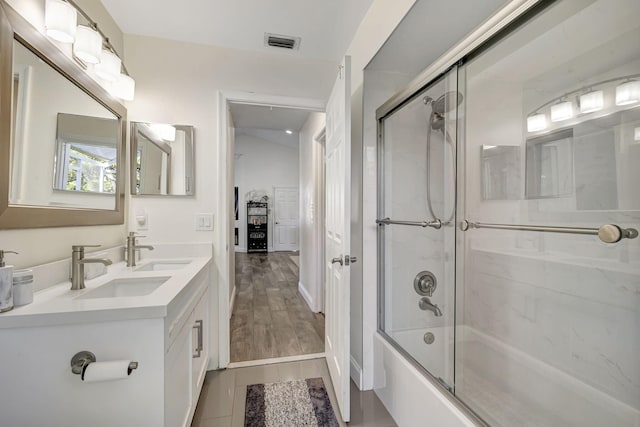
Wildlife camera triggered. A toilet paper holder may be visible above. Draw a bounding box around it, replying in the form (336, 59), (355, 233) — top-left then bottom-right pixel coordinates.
(70, 351), (138, 376)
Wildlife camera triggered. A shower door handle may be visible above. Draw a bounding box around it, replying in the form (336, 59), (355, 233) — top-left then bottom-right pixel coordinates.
(345, 255), (357, 265)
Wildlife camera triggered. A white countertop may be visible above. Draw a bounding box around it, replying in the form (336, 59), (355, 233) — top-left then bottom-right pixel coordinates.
(0, 256), (211, 329)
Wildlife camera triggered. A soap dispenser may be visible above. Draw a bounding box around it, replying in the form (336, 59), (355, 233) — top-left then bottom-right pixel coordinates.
(0, 250), (18, 313)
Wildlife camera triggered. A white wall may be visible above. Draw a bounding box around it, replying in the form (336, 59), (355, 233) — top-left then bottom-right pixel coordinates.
(1, 0), (126, 269)
(298, 112), (326, 312)
(233, 132), (299, 252)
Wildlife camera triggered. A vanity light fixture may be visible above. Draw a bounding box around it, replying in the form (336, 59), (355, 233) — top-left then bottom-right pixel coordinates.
(527, 113), (547, 132)
(43, 0), (136, 101)
(94, 48), (121, 83)
(149, 123), (177, 142)
(73, 24), (102, 64)
(45, 0), (77, 43)
(112, 74), (135, 102)
(550, 100), (573, 122)
(579, 90), (603, 114)
(615, 80), (640, 106)
(285, 130), (293, 134)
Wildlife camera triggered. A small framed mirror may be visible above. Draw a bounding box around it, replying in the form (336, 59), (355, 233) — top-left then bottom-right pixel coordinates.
(525, 129), (573, 200)
(130, 122), (195, 196)
(481, 145), (521, 200)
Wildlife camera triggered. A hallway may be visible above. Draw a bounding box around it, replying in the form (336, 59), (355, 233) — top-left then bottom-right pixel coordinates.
(231, 252), (325, 362)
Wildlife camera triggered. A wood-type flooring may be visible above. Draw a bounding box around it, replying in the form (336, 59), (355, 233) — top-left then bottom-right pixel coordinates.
(230, 252), (325, 362)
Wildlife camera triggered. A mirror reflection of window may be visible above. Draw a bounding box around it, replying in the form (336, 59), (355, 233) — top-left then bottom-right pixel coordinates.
(54, 113), (118, 195)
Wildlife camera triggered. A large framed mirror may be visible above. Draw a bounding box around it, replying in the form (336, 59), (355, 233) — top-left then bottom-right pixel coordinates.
(0, 2), (126, 228)
(130, 122), (195, 196)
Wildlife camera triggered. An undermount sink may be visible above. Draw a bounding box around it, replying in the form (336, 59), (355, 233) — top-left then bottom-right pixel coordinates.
(76, 277), (171, 299)
(134, 260), (191, 272)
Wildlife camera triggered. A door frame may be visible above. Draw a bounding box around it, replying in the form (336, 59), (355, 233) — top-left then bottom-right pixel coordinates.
(216, 91), (325, 368)
(314, 127), (327, 313)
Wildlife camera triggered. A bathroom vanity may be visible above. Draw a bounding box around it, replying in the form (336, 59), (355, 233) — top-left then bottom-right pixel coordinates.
(0, 248), (213, 427)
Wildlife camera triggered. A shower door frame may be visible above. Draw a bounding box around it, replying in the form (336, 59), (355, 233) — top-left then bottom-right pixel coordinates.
(373, 0), (555, 425)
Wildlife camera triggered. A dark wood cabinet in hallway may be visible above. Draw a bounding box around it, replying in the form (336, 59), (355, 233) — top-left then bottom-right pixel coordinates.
(231, 252), (325, 362)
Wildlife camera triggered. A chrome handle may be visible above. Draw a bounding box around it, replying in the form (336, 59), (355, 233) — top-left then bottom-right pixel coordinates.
(193, 320), (203, 358)
(331, 256), (343, 266)
(345, 255), (357, 265)
(460, 220), (638, 244)
(376, 217), (442, 229)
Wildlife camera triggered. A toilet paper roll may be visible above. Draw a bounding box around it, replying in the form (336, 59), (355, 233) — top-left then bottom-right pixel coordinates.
(82, 360), (134, 382)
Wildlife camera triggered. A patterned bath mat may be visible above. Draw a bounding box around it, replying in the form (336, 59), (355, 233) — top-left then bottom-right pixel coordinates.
(245, 377), (339, 426)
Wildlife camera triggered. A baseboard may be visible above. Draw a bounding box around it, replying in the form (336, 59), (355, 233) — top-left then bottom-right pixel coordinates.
(350, 355), (364, 390)
(298, 281), (317, 312)
(229, 285), (236, 319)
(235, 247), (247, 253)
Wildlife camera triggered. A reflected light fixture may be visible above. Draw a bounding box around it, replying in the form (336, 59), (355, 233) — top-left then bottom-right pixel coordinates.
(45, 0), (77, 43)
(550, 100), (573, 122)
(615, 80), (640, 106)
(149, 123), (177, 142)
(527, 113), (547, 132)
(285, 130), (293, 134)
(112, 73), (135, 101)
(73, 24), (102, 64)
(579, 90), (603, 114)
(94, 48), (122, 83)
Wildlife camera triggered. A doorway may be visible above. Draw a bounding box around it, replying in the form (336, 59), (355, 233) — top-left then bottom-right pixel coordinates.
(220, 94), (328, 366)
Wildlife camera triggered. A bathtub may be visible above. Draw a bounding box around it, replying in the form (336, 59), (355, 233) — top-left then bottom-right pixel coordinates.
(376, 326), (640, 426)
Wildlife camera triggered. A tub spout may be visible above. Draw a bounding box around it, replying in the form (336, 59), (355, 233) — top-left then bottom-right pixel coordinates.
(419, 297), (442, 317)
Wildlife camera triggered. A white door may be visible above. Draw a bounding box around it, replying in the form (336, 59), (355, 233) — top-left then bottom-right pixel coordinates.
(325, 56), (351, 422)
(274, 187), (299, 251)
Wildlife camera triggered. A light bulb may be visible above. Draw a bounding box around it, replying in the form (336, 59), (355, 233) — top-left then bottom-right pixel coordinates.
(73, 25), (102, 64)
(527, 114), (546, 132)
(94, 49), (121, 83)
(579, 90), (603, 114)
(615, 81), (640, 106)
(551, 101), (573, 122)
(112, 73), (135, 101)
(45, 0), (77, 43)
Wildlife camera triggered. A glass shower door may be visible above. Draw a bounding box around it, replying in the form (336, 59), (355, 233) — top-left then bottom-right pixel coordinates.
(456, 0), (640, 425)
(378, 69), (458, 388)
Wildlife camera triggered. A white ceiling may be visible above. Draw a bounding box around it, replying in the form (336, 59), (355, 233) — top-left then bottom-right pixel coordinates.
(100, 0), (374, 61)
(229, 103), (312, 132)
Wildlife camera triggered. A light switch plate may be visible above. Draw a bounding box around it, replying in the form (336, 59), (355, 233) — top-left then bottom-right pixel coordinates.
(195, 213), (214, 231)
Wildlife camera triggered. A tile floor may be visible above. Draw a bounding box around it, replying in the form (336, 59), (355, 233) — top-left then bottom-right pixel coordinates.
(191, 358), (397, 427)
(231, 252), (325, 362)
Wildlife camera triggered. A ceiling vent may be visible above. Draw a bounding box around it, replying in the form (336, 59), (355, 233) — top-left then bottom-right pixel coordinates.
(264, 33), (301, 51)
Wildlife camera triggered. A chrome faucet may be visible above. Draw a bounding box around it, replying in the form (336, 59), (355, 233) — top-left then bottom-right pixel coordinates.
(419, 297), (443, 317)
(71, 245), (112, 290)
(125, 232), (154, 267)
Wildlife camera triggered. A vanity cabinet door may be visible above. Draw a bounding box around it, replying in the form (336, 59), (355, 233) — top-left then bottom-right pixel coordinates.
(191, 290), (209, 402)
(165, 311), (194, 427)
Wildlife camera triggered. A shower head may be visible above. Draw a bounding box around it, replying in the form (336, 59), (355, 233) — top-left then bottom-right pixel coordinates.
(428, 91), (463, 115)
(424, 91), (463, 131)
